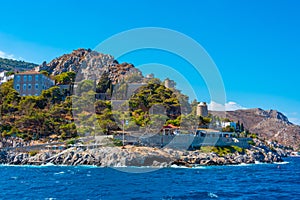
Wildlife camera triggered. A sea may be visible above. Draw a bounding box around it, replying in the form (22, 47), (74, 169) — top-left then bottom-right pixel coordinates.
(0, 157), (299, 200)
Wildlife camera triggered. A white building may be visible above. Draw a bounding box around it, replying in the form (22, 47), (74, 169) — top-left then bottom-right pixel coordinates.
(221, 122), (236, 129)
(0, 71), (14, 84)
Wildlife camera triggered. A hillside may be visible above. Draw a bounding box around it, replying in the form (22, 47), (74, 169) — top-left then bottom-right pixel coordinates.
(210, 108), (300, 150)
(0, 57), (38, 72)
(0, 48), (190, 140)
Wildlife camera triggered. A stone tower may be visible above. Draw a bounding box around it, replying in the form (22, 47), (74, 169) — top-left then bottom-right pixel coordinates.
(196, 102), (208, 117)
(164, 79), (171, 88)
(164, 79), (175, 89)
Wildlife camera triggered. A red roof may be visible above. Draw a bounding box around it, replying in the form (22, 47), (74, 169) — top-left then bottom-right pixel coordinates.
(163, 124), (179, 129)
(18, 71), (41, 75)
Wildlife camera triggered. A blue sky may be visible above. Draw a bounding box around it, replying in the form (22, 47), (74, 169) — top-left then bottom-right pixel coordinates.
(0, 0), (300, 124)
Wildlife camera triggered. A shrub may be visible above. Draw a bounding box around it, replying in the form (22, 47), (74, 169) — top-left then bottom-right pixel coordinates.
(199, 146), (215, 153)
(222, 126), (235, 132)
(200, 146), (245, 156)
(16, 133), (27, 139)
(112, 138), (123, 146)
(231, 145), (244, 153)
(29, 150), (39, 157)
(66, 138), (76, 145)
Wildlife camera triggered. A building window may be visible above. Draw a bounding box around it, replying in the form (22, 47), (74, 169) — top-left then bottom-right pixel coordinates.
(28, 84), (32, 90)
(23, 84), (26, 90)
(28, 75), (32, 81)
(23, 75), (27, 81)
(16, 75), (20, 82)
(35, 75), (39, 81)
(16, 84), (20, 90)
(35, 93), (38, 96)
(35, 84), (39, 89)
(22, 94), (26, 96)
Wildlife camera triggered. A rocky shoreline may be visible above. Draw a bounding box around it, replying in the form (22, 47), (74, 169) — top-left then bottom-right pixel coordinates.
(0, 139), (286, 167)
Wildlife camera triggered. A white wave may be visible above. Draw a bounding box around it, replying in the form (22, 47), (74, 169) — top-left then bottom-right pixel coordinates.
(170, 164), (207, 169)
(208, 192), (218, 198)
(274, 161), (289, 165)
(42, 162), (55, 166)
(113, 165), (162, 169)
(54, 171), (65, 175)
(170, 164), (189, 169)
(74, 165), (99, 168)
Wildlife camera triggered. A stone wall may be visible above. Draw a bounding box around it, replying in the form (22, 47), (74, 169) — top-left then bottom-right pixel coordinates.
(114, 135), (252, 149)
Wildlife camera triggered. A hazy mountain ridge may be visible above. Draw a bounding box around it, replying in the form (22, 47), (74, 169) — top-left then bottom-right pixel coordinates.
(210, 108), (300, 150)
(0, 57), (37, 72)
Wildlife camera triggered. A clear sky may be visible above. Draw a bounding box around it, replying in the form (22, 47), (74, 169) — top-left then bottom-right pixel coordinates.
(0, 0), (300, 124)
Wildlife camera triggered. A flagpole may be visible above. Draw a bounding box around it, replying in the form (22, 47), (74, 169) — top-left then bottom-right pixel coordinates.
(122, 118), (125, 147)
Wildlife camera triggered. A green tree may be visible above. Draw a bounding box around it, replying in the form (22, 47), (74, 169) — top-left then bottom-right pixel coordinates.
(240, 123), (245, 132)
(54, 71), (76, 85)
(124, 71), (143, 83)
(96, 72), (112, 93)
(76, 80), (94, 96)
(40, 70), (49, 77)
(222, 126), (235, 132)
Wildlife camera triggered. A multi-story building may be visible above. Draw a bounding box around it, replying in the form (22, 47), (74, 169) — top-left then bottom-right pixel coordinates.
(13, 71), (55, 96)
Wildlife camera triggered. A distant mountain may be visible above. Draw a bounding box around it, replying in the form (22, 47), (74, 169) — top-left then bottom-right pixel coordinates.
(36, 48), (141, 83)
(210, 108), (300, 150)
(0, 57), (38, 72)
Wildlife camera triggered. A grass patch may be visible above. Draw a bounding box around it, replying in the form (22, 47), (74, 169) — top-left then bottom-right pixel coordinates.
(199, 146), (245, 156)
(66, 138), (76, 145)
(105, 138), (123, 147)
(28, 150), (39, 157)
(199, 146), (215, 153)
(112, 138), (123, 146)
(249, 134), (258, 139)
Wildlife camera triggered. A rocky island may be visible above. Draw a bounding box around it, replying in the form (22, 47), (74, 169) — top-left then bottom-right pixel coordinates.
(0, 48), (298, 168)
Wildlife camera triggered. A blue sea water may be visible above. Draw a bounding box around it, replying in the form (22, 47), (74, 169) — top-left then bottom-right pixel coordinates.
(0, 158), (299, 200)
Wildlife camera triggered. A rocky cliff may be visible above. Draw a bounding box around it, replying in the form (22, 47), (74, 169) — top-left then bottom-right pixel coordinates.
(0, 141), (284, 167)
(210, 108), (300, 150)
(36, 48), (141, 83)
